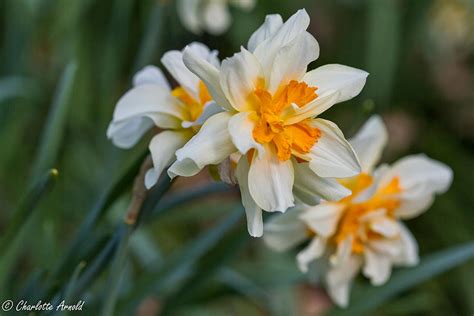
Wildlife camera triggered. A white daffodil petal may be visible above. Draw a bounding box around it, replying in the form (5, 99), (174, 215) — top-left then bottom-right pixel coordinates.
(269, 32), (319, 92)
(331, 236), (353, 267)
(168, 112), (236, 178)
(183, 101), (224, 128)
(349, 115), (388, 172)
(283, 91), (340, 125)
(236, 157), (263, 237)
(326, 255), (362, 308)
(386, 154), (453, 195)
(193, 101), (224, 125)
(248, 145), (295, 212)
(306, 118), (361, 178)
(183, 46), (233, 111)
(363, 248), (392, 286)
(352, 165), (390, 204)
(369, 217), (400, 238)
(106, 118), (154, 149)
(395, 194), (435, 219)
(133, 66), (170, 90)
(393, 223), (419, 266)
(303, 64), (368, 104)
(112, 84), (186, 125)
(162, 43), (219, 96)
(293, 186), (321, 206)
(146, 130), (193, 189)
(230, 0), (256, 10)
(228, 111), (263, 155)
(254, 9), (310, 79)
(162, 51), (199, 98)
(144, 168), (160, 189)
(203, 0), (231, 35)
(220, 48), (263, 111)
(247, 14), (283, 52)
(176, 0), (202, 35)
(299, 203), (345, 238)
(369, 237), (402, 258)
(263, 206), (307, 251)
(297, 237), (326, 273)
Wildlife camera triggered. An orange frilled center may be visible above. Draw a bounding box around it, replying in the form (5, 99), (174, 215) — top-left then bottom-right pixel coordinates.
(249, 80), (321, 161)
(333, 173), (403, 254)
(171, 81), (212, 122)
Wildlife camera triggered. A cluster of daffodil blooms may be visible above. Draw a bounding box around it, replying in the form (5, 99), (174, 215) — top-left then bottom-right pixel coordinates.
(107, 9), (453, 308)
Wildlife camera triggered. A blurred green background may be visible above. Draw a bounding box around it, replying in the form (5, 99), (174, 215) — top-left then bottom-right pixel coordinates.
(0, 0), (473, 315)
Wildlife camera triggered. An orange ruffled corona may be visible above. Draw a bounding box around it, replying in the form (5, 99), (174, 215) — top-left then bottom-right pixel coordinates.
(250, 80), (321, 161)
(333, 174), (403, 253)
(172, 81), (212, 122)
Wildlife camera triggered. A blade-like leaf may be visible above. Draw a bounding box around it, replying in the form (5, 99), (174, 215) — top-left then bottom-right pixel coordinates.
(31, 61), (78, 178)
(0, 169), (58, 295)
(116, 208), (244, 315)
(327, 242), (474, 316)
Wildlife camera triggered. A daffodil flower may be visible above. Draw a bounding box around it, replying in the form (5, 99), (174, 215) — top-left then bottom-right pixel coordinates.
(107, 42), (222, 188)
(168, 9), (367, 237)
(263, 115), (453, 307)
(177, 0), (256, 35)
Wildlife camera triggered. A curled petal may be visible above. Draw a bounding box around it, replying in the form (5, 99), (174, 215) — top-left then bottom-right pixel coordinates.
(236, 157), (263, 237)
(326, 255), (362, 308)
(269, 32), (319, 93)
(363, 248), (392, 286)
(133, 66), (170, 89)
(220, 48), (263, 111)
(293, 161), (351, 202)
(228, 111), (263, 155)
(183, 46), (233, 111)
(349, 115), (388, 172)
(254, 9), (311, 80)
(303, 64), (368, 104)
(168, 112), (236, 178)
(297, 237), (326, 273)
(299, 203), (345, 238)
(145, 130), (193, 189)
(248, 145), (295, 212)
(247, 14), (283, 52)
(304, 119), (361, 178)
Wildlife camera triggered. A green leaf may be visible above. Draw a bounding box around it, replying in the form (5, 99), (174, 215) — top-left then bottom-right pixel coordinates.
(0, 168), (58, 255)
(63, 260), (87, 315)
(0, 169), (58, 294)
(116, 208), (244, 315)
(0, 76), (37, 104)
(31, 61), (78, 178)
(101, 225), (132, 316)
(133, 2), (167, 71)
(364, 0), (400, 109)
(327, 242), (474, 316)
(46, 148), (147, 288)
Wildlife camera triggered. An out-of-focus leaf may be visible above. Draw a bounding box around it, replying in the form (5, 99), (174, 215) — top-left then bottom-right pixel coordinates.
(327, 242), (474, 316)
(116, 208), (244, 315)
(101, 225), (132, 316)
(364, 0), (400, 108)
(0, 168), (58, 255)
(63, 260), (87, 314)
(0, 169), (58, 294)
(0, 76), (38, 104)
(133, 2), (167, 71)
(31, 61), (78, 178)
(160, 224), (248, 313)
(47, 148), (147, 286)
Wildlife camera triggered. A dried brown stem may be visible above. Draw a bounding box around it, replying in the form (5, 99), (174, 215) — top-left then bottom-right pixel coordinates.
(124, 155), (153, 226)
